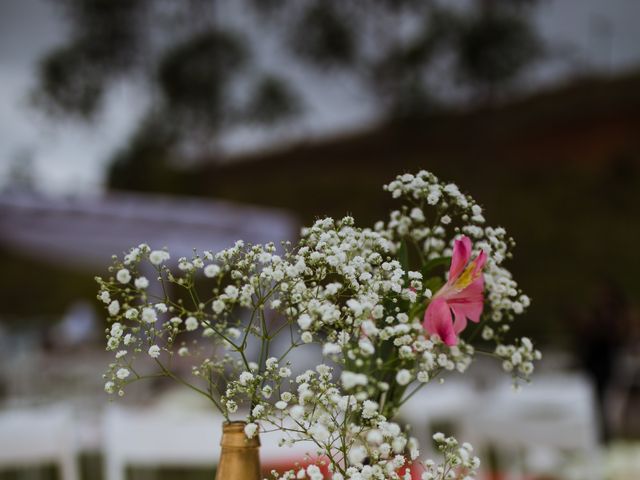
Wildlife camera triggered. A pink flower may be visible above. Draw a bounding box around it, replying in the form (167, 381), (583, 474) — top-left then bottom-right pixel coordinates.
(423, 236), (487, 346)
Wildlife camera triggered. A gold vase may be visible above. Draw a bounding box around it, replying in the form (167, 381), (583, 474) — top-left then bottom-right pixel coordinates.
(215, 421), (261, 480)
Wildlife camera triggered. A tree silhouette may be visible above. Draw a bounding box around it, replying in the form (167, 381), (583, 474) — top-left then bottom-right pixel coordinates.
(34, 0), (542, 190)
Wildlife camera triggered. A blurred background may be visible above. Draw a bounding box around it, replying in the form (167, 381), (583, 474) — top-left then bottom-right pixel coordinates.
(1, 0), (639, 479)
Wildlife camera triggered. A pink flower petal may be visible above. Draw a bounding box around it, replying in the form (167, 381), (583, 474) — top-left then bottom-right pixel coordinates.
(423, 297), (458, 346)
(471, 250), (487, 277)
(452, 307), (468, 334)
(449, 236), (472, 281)
(448, 277), (485, 323)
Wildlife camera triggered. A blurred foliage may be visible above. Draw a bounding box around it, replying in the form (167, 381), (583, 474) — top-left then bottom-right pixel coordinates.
(456, 10), (541, 99)
(157, 29), (248, 129)
(35, 43), (106, 117)
(34, 0), (542, 177)
(244, 75), (301, 124)
(33, 0), (146, 117)
(0, 246), (96, 322)
(292, 2), (355, 67)
(107, 115), (178, 192)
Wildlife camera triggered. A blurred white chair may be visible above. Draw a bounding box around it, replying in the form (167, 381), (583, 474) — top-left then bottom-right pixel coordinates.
(460, 374), (602, 480)
(103, 403), (314, 480)
(398, 380), (478, 459)
(103, 405), (224, 480)
(607, 349), (640, 437)
(0, 405), (79, 480)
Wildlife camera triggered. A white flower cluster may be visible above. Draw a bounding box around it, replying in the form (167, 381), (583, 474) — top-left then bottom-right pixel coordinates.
(420, 433), (481, 480)
(264, 366), (417, 480)
(97, 170), (540, 479)
(97, 240), (309, 403)
(221, 356), (295, 420)
(381, 172), (538, 382)
(495, 337), (541, 378)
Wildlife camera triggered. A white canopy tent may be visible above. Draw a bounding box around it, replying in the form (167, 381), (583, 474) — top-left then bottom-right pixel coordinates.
(0, 191), (299, 270)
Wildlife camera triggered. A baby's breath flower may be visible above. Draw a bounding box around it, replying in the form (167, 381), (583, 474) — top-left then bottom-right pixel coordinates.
(212, 300), (225, 314)
(239, 371), (254, 385)
(395, 369), (412, 386)
(204, 264), (220, 278)
(244, 423), (258, 438)
(98, 171), (536, 480)
(297, 314), (312, 330)
(185, 316), (198, 331)
(149, 250), (170, 265)
(108, 300), (120, 316)
(116, 269), (131, 284)
(141, 307), (157, 324)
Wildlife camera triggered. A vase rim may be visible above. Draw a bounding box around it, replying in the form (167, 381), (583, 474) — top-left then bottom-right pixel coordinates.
(223, 420), (247, 430)
(221, 420), (260, 447)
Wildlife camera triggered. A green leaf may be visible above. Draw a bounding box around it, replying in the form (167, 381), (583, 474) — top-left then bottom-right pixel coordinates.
(423, 276), (444, 294)
(398, 239), (410, 271)
(422, 256), (451, 276)
(409, 300), (426, 320)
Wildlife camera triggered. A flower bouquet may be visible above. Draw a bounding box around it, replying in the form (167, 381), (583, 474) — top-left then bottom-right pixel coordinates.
(98, 171), (540, 480)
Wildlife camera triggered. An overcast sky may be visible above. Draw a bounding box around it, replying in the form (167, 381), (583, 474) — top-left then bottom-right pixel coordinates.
(1, 0), (640, 195)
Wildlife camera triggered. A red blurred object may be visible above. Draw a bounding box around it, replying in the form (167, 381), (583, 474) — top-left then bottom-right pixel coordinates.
(262, 455), (426, 479)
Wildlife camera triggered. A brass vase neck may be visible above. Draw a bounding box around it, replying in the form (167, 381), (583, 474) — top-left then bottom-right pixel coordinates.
(215, 421), (261, 480)
(221, 421), (261, 448)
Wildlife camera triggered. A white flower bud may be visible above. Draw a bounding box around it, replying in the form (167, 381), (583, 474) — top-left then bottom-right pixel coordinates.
(244, 423), (258, 439)
(116, 269), (131, 284)
(148, 345), (161, 358)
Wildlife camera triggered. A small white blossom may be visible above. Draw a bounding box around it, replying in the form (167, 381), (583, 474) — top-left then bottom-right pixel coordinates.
(204, 264), (220, 278)
(108, 300), (120, 316)
(141, 307), (157, 324)
(149, 250), (170, 265)
(148, 345), (161, 358)
(361, 400), (378, 419)
(239, 371), (254, 385)
(185, 316), (198, 331)
(395, 369), (412, 386)
(244, 423), (258, 438)
(297, 314), (312, 330)
(347, 445), (367, 465)
(116, 269), (131, 284)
